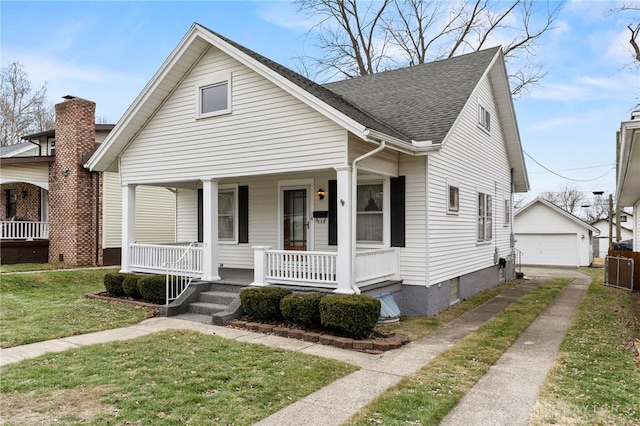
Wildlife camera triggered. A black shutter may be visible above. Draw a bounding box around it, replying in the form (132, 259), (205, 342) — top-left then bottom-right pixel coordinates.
(197, 188), (203, 243)
(390, 176), (405, 247)
(238, 185), (249, 243)
(328, 179), (337, 246)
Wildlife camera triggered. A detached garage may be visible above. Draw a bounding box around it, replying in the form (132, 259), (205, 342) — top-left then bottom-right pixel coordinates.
(515, 197), (599, 267)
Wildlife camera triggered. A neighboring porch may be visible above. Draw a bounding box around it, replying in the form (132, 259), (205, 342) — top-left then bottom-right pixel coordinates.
(1, 221), (49, 240)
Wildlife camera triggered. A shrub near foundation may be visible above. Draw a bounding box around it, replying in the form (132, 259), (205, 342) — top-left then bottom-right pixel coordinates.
(280, 293), (325, 327)
(103, 273), (126, 297)
(240, 287), (292, 320)
(320, 294), (381, 340)
(137, 275), (166, 305)
(122, 274), (141, 299)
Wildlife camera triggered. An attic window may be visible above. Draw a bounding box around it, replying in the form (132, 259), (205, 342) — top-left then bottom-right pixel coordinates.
(478, 104), (491, 132)
(196, 72), (231, 118)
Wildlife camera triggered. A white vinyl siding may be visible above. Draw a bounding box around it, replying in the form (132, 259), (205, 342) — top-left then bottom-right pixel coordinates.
(103, 172), (176, 248)
(0, 163), (49, 189)
(634, 201), (640, 251)
(397, 154), (428, 286)
(426, 75), (513, 286)
(348, 136), (399, 177)
(119, 48), (347, 184)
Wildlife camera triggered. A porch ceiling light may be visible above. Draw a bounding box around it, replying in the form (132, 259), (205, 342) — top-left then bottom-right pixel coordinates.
(317, 188), (325, 200)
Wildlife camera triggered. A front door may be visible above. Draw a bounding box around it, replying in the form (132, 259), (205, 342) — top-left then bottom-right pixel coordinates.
(283, 188), (307, 251)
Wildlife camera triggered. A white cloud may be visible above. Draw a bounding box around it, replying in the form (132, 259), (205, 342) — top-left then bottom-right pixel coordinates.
(257, 2), (320, 31)
(529, 115), (580, 131)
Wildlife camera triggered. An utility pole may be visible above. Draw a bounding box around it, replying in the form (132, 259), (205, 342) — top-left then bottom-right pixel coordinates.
(608, 193), (613, 251)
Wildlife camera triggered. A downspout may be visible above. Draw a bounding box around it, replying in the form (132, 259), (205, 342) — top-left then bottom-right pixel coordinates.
(350, 140), (386, 294)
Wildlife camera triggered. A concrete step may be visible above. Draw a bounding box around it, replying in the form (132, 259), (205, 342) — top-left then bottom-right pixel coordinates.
(198, 290), (237, 305)
(188, 301), (227, 315)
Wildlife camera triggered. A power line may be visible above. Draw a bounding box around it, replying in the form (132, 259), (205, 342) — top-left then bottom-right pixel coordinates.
(523, 150), (616, 182)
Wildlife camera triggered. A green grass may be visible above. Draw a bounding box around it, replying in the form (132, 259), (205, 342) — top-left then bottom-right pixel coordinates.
(0, 268), (153, 348)
(0, 329), (358, 425)
(347, 277), (571, 425)
(378, 279), (521, 340)
(530, 268), (640, 425)
(0, 262), (73, 273)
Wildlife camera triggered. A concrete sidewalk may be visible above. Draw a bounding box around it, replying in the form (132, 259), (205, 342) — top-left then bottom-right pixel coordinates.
(0, 267), (590, 426)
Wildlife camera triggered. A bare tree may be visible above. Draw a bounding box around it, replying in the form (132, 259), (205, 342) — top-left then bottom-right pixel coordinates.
(0, 61), (54, 147)
(610, 3), (640, 64)
(296, 0), (393, 79)
(295, 0), (563, 95)
(539, 184), (586, 216)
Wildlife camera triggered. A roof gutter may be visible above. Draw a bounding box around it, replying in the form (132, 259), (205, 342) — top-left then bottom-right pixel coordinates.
(364, 129), (441, 155)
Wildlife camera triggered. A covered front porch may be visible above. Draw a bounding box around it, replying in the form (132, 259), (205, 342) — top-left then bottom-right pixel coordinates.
(120, 164), (404, 299)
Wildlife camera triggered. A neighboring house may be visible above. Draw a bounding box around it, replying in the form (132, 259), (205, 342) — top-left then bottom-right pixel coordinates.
(591, 212), (634, 257)
(617, 111), (640, 251)
(87, 23), (529, 316)
(514, 197), (598, 267)
(0, 96), (176, 265)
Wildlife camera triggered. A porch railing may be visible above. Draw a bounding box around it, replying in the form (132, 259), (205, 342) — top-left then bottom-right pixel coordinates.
(355, 247), (400, 285)
(0, 221), (49, 240)
(256, 247), (399, 289)
(130, 243), (203, 276)
(265, 250), (338, 288)
(163, 242), (202, 305)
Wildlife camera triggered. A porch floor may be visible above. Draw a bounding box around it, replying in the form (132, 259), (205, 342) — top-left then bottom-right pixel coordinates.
(218, 268), (254, 285)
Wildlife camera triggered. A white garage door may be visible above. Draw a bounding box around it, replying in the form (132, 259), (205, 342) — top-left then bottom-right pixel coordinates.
(516, 233), (577, 266)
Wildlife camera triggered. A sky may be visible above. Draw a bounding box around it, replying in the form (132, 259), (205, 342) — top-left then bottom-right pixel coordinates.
(1, 0), (639, 203)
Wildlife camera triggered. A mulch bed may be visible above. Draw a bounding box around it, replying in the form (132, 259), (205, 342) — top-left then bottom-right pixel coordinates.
(226, 316), (409, 354)
(84, 291), (160, 314)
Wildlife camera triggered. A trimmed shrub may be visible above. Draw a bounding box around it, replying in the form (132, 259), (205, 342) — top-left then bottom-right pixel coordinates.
(280, 293), (325, 327)
(122, 274), (141, 299)
(138, 275), (166, 305)
(104, 272), (126, 297)
(240, 287), (292, 321)
(319, 294), (381, 340)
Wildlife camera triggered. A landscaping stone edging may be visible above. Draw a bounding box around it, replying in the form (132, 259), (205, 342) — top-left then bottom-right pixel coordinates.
(85, 291), (160, 312)
(225, 319), (410, 354)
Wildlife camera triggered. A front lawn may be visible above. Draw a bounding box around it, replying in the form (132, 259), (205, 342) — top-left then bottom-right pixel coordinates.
(0, 268), (154, 348)
(0, 329), (357, 425)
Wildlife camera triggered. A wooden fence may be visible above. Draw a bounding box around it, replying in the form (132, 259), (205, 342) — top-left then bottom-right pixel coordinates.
(607, 250), (640, 292)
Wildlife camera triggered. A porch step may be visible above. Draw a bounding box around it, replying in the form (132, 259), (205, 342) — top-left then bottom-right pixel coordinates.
(175, 282), (246, 326)
(198, 290), (238, 305)
(189, 301), (228, 315)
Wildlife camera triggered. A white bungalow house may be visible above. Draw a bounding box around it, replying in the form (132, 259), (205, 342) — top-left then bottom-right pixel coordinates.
(591, 212), (633, 257)
(87, 23), (529, 316)
(514, 197), (598, 267)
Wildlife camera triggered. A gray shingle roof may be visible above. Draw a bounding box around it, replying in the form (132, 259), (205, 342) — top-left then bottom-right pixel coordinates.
(203, 25), (500, 145)
(324, 47), (500, 144)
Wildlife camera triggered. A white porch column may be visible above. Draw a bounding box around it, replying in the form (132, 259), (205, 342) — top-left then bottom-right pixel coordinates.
(335, 166), (354, 294)
(252, 246), (272, 286)
(202, 179), (221, 282)
(121, 184), (136, 273)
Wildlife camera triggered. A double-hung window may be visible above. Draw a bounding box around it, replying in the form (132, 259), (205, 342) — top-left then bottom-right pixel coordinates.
(447, 179), (460, 214)
(356, 182), (383, 243)
(218, 186), (237, 243)
(478, 104), (491, 132)
(196, 72), (231, 118)
(477, 192), (492, 242)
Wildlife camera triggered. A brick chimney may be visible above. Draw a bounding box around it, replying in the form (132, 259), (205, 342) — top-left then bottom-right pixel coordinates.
(48, 96), (100, 266)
